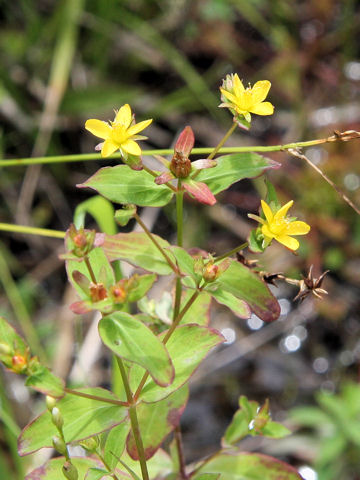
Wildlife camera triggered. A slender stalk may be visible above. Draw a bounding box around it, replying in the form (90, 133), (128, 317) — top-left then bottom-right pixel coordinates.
(64, 388), (128, 407)
(115, 357), (149, 480)
(84, 255), (97, 283)
(0, 222), (65, 238)
(174, 183), (184, 318)
(162, 289), (200, 344)
(175, 425), (187, 479)
(214, 242), (249, 263)
(1, 130), (357, 167)
(134, 213), (179, 274)
(176, 183), (184, 247)
(96, 449), (120, 480)
(128, 406), (149, 480)
(208, 122), (237, 160)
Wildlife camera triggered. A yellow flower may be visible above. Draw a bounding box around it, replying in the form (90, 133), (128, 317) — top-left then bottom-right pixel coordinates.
(85, 104), (152, 158)
(220, 74), (274, 123)
(249, 200), (310, 251)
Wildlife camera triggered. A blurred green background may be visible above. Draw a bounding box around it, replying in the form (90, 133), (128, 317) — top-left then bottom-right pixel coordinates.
(1, 1), (360, 479)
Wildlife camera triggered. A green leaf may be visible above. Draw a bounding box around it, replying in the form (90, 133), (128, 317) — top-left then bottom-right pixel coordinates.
(262, 421), (291, 438)
(104, 421), (130, 471)
(18, 388), (128, 456)
(25, 456), (107, 480)
(126, 386), (188, 460)
(66, 247), (115, 299)
(130, 325), (224, 403)
(196, 153), (280, 195)
(196, 452), (303, 479)
(0, 316), (27, 363)
(78, 165), (174, 207)
(101, 232), (173, 275)
(74, 195), (117, 235)
(223, 396), (258, 446)
(99, 312), (174, 387)
(169, 246), (197, 279)
(289, 406), (332, 429)
(216, 260), (280, 322)
(25, 365), (64, 398)
(115, 205), (137, 227)
(248, 228), (265, 253)
(265, 178), (281, 212)
(127, 274), (157, 303)
(180, 290), (211, 326)
(207, 286), (250, 319)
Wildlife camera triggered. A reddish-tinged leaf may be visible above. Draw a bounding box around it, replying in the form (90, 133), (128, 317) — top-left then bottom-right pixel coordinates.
(101, 232), (173, 275)
(191, 159), (217, 170)
(217, 260), (280, 322)
(196, 452), (303, 479)
(175, 126), (194, 156)
(183, 180), (216, 206)
(126, 386), (188, 460)
(155, 171), (174, 185)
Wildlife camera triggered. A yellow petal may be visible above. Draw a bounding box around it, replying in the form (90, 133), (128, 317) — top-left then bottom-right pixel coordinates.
(274, 200), (294, 221)
(233, 74), (245, 96)
(220, 88), (239, 105)
(285, 221), (310, 235)
(85, 119), (111, 139)
(121, 139), (141, 156)
(114, 104), (132, 127)
(101, 140), (119, 158)
(250, 101), (274, 116)
(262, 224), (275, 239)
(251, 80), (271, 104)
(127, 118), (152, 136)
(261, 200), (274, 223)
(275, 235), (299, 251)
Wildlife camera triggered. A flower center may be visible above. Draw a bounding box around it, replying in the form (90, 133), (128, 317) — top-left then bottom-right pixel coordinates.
(111, 124), (130, 146)
(268, 218), (288, 236)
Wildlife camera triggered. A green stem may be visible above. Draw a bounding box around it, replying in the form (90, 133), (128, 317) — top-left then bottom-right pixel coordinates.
(175, 425), (187, 479)
(214, 242), (249, 263)
(84, 255), (97, 283)
(208, 122), (237, 160)
(0, 132), (347, 167)
(96, 449), (120, 480)
(115, 357), (149, 480)
(64, 388), (128, 407)
(174, 182), (184, 319)
(134, 213), (179, 275)
(0, 222), (65, 238)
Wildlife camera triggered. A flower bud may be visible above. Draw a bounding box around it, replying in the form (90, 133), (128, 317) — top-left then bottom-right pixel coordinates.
(51, 407), (64, 429)
(89, 283), (108, 302)
(52, 435), (67, 456)
(170, 151), (192, 178)
(62, 461), (78, 480)
(11, 354), (28, 374)
(203, 263), (219, 283)
(46, 396), (57, 411)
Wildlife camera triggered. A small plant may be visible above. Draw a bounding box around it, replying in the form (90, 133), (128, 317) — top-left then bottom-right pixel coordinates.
(0, 74), (359, 479)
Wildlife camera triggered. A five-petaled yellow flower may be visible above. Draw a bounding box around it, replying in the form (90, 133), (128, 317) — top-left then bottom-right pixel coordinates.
(85, 104), (152, 158)
(220, 74), (274, 123)
(249, 200), (310, 251)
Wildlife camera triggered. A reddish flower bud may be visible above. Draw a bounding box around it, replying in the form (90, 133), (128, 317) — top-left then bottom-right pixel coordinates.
(170, 151), (192, 178)
(203, 263), (219, 283)
(110, 284), (127, 303)
(11, 354), (28, 374)
(89, 283), (108, 302)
